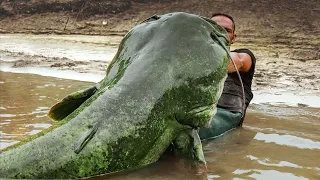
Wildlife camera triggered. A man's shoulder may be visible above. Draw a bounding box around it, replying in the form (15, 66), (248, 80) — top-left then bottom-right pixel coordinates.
(231, 48), (255, 58)
(232, 48), (256, 63)
(231, 48), (256, 73)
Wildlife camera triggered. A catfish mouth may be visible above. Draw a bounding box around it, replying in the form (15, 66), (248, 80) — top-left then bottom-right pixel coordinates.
(191, 105), (217, 125)
(175, 104), (216, 128)
(189, 105), (214, 115)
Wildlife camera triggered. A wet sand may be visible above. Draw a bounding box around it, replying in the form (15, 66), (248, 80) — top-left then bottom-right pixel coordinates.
(1, 34), (319, 96)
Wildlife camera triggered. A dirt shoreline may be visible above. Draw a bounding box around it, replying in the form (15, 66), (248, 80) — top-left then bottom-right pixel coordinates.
(1, 0), (319, 61)
(1, 33), (319, 97)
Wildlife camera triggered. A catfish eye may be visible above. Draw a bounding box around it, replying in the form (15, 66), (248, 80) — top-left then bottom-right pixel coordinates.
(140, 15), (161, 24)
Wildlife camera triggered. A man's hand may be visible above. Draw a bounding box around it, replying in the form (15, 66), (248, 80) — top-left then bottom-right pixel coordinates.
(228, 52), (252, 73)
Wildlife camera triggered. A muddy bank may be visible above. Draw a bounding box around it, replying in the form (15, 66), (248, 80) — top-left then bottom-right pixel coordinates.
(2, 50), (320, 96)
(1, 34), (319, 97)
(1, 0), (319, 37)
(1, 1), (319, 66)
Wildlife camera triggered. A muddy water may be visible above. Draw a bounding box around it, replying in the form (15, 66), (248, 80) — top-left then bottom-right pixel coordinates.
(0, 34), (120, 62)
(1, 72), (319, 179)
(94, 106), (320, 179)
(0, 71), (94, 149)
(0, 34), (319, 179)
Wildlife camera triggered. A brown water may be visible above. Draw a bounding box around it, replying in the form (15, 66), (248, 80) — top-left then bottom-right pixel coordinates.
(0, 71), (93, 149)
(1, 71), (319, 179)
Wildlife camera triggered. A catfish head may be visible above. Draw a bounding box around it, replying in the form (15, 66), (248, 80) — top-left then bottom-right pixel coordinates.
(142, 13), (229, 129)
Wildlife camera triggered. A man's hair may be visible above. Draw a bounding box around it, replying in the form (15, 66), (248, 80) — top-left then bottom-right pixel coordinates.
(211, 13), (235, 31)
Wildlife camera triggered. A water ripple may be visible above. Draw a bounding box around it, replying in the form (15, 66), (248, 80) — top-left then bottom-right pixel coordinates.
(254, 132), (320, 150)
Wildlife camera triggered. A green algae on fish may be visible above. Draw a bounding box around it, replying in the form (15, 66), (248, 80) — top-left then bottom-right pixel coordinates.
(0, 12), (229, 179)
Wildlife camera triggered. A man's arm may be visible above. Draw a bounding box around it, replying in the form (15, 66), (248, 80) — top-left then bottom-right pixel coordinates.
(227, 52), (252, 73)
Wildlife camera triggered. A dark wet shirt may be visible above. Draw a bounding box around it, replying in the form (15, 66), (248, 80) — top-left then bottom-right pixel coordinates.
(217, 48), (256, 114)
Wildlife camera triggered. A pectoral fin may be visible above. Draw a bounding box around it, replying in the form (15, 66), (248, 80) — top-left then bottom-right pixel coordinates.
(48, 85), (98, 121)
(173, 129), (207, 166)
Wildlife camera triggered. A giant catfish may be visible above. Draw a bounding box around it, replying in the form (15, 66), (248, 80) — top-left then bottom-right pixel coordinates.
(0, 12), (230, 179)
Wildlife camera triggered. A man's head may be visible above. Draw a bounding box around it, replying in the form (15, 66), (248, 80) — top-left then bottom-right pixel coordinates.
(211, 13), (236, 44)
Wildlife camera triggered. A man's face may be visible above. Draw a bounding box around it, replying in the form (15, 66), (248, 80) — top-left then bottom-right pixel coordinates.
(211, 16), (236, 44)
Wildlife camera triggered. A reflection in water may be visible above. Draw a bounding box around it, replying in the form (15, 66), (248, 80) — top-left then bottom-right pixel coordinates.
(0, 64), (104, 83)
(233, 169), (308, 180)
(25, 129), (42, 135)
(0, 114), (16, 117)
(0, 34), (119, 62)
(0, 140), (20, 150)
(207, 174), (220, 179)
(254, 132), (320, 150)
(0, 71), (94, 150)
(90, 155), (208, 180)
(25, 123), (52, 129)
(247, 155), (303, 168)
(252, 92), (320, 108)
(201, 124), (320, 180)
